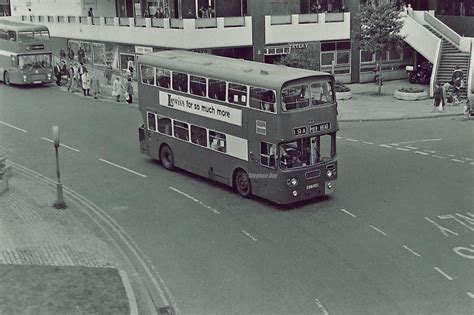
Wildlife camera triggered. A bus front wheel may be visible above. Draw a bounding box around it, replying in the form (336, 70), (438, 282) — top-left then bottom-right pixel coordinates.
(160, 144), (175, 171)
(3, 72), (10, 86)
(234, 169), (252, 198)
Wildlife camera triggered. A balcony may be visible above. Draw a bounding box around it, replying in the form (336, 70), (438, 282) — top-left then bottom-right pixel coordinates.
(12, 15), (252, 50)
(265, 12), (350, 44)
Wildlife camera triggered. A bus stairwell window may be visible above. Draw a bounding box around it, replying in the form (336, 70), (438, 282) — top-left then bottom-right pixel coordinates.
(310, 81), (333, 105)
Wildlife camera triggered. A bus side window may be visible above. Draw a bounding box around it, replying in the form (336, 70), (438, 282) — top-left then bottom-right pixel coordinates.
(190, 75), (206, 97)
(209, 79), (226, 101)
(260, 142), (276, 168)
(250, 87), (275, 113)
(172, 72), (188, 93)
(147, 112), (157, 131)
(156, 69), (170, 88)
(157, 117), (172, 135)
(209, 131), (226, 153)
(173, 120), (189, 141)
(191, 125), (207, 147)
(228, 83), (247, 106)
(141, 66), (155, 85)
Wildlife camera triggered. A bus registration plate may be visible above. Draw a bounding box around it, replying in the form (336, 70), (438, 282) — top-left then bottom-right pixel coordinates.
(293, 126), (307, 136)
(306, 183), (319, 190)
(310, 122), (331, 133)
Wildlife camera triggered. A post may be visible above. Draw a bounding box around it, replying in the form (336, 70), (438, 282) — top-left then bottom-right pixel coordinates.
(52, 126), (67, 209)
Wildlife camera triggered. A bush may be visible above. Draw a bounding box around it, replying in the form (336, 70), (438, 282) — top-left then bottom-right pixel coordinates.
(398, 87), (425, 93)
(335, 81), (350, 93)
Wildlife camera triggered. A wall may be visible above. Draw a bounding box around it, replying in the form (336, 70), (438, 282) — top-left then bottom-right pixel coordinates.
(95, 0), (116, 17)
(437, 15), (474, 37)
(10, 0), (82, 16)
(215, 1), (241, 17)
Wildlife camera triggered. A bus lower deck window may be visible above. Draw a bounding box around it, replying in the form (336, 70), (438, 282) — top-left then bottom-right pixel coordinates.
(158, 117), (172, 135)
(209, 131), (226, 153)
(173, 121), (189, 141)
(191, 125), (207, 147)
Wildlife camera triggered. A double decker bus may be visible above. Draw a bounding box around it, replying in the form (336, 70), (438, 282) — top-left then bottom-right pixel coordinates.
(0, 20), (53, 85)
(138, 50), (338, 204)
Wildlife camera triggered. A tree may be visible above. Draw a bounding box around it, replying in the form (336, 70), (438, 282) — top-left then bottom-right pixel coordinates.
(354, 2), (406, 95)
(276, 43), (320, 71)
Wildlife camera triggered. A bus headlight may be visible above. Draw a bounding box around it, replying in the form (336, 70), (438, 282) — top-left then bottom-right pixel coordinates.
(327, 170), (333, 177)
(287, 177), (298, 187)
(47, 73), (51, 79)
(327, 182), (333, 189)
(292, 190), (298, 197)
(22, 75), (27, 82)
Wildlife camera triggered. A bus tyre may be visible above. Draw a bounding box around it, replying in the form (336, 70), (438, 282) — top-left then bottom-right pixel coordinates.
(4, 72), (10, 86)
(234, 169), (252, 198)
(160, 144), (175, 171)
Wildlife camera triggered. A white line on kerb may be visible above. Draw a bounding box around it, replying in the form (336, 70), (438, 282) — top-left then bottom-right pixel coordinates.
(396, 147), (411, 151)
(336, 136), (342, 139)
(0, 121), (28, 133)
(467, 292), (474, 298)
(242, 230), (257, 241)
(341, 208), (357, 218)
(451, 159), (465, 163)
(40, 137), (80, 152)
(346, 138), (359, 142)
(402, 245), (421, 257)
(414, 151), (429, 155)
(314, 298), (329, 315)
(362, 141), (374, 145)
(369, 225), (388, 236)
(169, 186), (220, 214)
(434, 267), (453, 280)
(98, 158), (147, 178)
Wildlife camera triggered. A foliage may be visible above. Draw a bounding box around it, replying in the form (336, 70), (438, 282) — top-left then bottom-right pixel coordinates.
(398, 87), (425, 93)
(276, 43), (320, 71)
(335, 81), (350, 92)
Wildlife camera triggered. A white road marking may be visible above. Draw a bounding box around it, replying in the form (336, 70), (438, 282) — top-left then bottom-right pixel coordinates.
(242, 230), (257, 242)
(471, 162), (474, 165)
(425, 217), (459, 237)
(448, 154), (455, 157)
(362, 141), (374, 145)
(369, 225), (388, 236)
(98, 158), (147, 178)
(432, 155), (447, 159)
(389, 138), (442, 145)
(0, 144), (13, 152)
(414, 151), (429, 155)
(336, 136), (342, 139)
(396, 147), (411, 151)
(464, 158), (473, 161)
(346, 138), (359, 142)
(467, 292), (474, 298)
(423, 150), (436, 154)
(379, 144), (392, 148)
(169, 186), (220, 214)
(405, 146), (418, 150)
(434, 267), (453, 281)
(341, 208), (357, 218)
(314, 298), (329, 315)
(40, 137), (80, 152)
(0, 121), (28, 133)
(451, 159), (465, 163)
(402, 245), (421, 257)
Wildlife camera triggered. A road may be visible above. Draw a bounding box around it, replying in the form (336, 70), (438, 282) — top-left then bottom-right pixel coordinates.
(1, 84), (473, 314)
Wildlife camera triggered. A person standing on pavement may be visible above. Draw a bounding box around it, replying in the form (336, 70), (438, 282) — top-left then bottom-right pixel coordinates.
(125, 77), (134, 104)
(77, 47), (85, 64)
(451, 65), (464, 100)
(67, 47), (75, 62)
(67, 63), (76, 92)
(105, 61), (113, 85)
(112, 77), (124, 102)
(432, 82), (445, 112)
(53, 62), (62, 86)
(82, 69), (91, 96)
(90, 72), (100, 99)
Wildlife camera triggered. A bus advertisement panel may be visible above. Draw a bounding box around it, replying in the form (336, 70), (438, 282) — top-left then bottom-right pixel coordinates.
(137, 50), (338, 205)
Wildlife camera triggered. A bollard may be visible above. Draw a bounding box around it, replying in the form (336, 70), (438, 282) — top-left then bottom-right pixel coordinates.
(52, 126), (67, 209)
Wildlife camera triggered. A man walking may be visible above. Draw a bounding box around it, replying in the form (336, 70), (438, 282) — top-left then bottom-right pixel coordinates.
(53, 62), (62, 86)
(432, 82), (445, 112)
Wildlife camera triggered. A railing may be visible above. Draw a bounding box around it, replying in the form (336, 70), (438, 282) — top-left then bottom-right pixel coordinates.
(47, 16), (54, 23)
(58, 16), (65, 23)
(325, 12), (344, 22)
(93, 17), (100, 25)
(299, 14), (318, 24)
(67, 16), (76, 23)
(424, 11), (460, 46)
(38, 16), (45, 22)
(79, 16), (88, 24)
(195, 18), (217, 29)
(270, 15), (292, 25)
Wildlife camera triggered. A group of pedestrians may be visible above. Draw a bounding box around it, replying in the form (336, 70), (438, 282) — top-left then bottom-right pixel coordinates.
(432, 65), (465, 112)
(112, 77), (134, 104)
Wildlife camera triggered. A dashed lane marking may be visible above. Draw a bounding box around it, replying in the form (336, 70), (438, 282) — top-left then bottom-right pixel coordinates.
(0, 121), (28, 133)
(346, 138), (359, 142)
(464, 158), (473, 161)
(448, 154), (455, 157)
(423, 150), (436, 154)
(414, 151), (429, 155)
(98, 158), (147, 178)
(362, 141), (374, 145)
(379, 144), (392, 148)
(169, 186), (220, 214)
(434, 267), (453, 281)
(467, 292), (474, 298)
(314, 298), (329, 315)
(451, 159), (465, 163)
(40, 137), (80, 152)
(388, 138), (442, 145)
(396, 147), (411, 151)
(405, 146), (418, 150)
(341, 208), (357, 218)
(402, 245), (421, 257)
(242, 230), (257, 242)
(369, 225), (388, 236)
(432, 155), (447, 159)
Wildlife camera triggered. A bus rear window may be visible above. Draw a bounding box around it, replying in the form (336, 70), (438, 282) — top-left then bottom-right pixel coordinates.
(282, 84), (310, 111)
(310, 81), (334, 105)
(18, 31), (34, 42)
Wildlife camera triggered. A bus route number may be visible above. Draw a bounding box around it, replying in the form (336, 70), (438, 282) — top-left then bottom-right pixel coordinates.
(310, 122), (331, 133)
(293, 126), (307, 136)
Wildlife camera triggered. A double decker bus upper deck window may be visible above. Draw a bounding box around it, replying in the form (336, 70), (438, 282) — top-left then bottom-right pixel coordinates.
(280, 134), (336, 169)
(156, 69), (171, 88)
(209, 79), (226, 101)
(172, 72), (188, 92)
(228, 83), (247, 106)
(281, 84), (310, 111)
(190, 75), (207, 97)
(141, 65), (155, 85)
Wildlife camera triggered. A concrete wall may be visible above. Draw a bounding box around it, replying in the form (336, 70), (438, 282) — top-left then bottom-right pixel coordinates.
(437, 15), (474, 37)
(10, 0), (82, 16)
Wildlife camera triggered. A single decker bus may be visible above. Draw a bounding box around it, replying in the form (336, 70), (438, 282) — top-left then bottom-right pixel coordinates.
(138, 50), (338, 204)
(0, 20), (53, 85)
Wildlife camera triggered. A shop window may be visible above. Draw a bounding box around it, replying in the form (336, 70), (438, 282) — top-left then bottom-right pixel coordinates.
(249, 87), (275, 112)
(172, 72), (188, 92)
(156, 69), (171, 88)
(388, 48), (401, 61)
(191, 125), (207, 147)
(261, 142), (276, 168)
(190, 75), (206, 97)
(158, 117), (172, 135)
(321, 52), (334, 66)
(141, 65), (155, 85)
(360, 50), (374, 63)
(209, 130), (226, 153)
(228, 83), (247, 106)
(321, 42), (336, 51)
(173, 120), (189, 141)
(147, 112), (156, 131)
(336, 51), (350, 65)
(375, 50), (388, 62)
(208, 79), (226, 101)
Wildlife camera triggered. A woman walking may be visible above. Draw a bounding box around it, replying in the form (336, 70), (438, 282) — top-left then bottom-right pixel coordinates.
(82, 70), (91, 96)
(112, 77), (124, 102)
(125, 77), (134, 104)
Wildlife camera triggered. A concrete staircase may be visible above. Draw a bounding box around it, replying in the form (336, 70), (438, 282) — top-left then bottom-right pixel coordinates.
(425, 25), (470, 99)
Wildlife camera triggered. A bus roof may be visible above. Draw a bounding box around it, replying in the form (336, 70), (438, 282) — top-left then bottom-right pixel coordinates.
(0, 19), (49, 32)
(138, 50), (333, 90)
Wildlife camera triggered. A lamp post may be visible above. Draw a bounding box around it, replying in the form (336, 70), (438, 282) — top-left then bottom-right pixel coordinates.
(52, 126), (67, 209)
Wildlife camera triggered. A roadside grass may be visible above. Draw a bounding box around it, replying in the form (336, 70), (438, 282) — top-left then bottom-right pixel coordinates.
(0, 264), (129, 314)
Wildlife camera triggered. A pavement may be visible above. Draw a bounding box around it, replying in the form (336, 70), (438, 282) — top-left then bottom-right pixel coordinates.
(0, 77), (469, 314)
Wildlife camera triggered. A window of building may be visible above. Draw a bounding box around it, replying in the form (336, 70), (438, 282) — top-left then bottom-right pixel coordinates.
(375, 50), (388, 62)
(156, 69), (171, 88)
(173, 120), (189, 141)
(228, 83), (247, 106)
(147, 112), (157, 131)
(336, 51), (350, 65)
(172, 72), (188, 92)
(191, 125), (207, 147)
(249, 87), (275, 112)
(190, 75), (207, 97)
(157, 116), (172, 135)
(321, 52), (334, 66)
(208, 79), (226, 101)
(141, 65), (155, 85)
(388, 48), (401, 61)
(360, 50), (375, 63)
(260, 142), (276, 168)
(209, 130), (226, 152)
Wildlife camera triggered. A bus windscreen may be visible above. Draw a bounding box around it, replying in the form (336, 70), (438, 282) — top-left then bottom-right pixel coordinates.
(18, 54), (52, 69)
(280, 134), (335, 169)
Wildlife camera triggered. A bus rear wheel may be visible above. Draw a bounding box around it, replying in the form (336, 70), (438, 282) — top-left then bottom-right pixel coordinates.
(3, 72), (10, 86)
(234, 169), (252, 198)
(160, 144), (175, 171)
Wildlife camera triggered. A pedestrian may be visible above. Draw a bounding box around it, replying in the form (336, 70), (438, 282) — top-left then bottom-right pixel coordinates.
(77, 47), (85, 64)
(104, 61), (113, 85)
(88, 7), (93, 17)
(90, 72), (100, 99)
(59, 48), (66, 60)
(407, 4), (413, 17)
(125, 77), (134, 104)
(82, 69), (91, 96)
(67, 47), (75, 61)
(112, 77), (124, 102)
(53, 62), (62, 86)
(432, 82), (444, 112)
(442, 81), (451, 106)
(127, 59), (134, 78)
(452, 65), (464, 91)
(67, 63), (76, 92)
